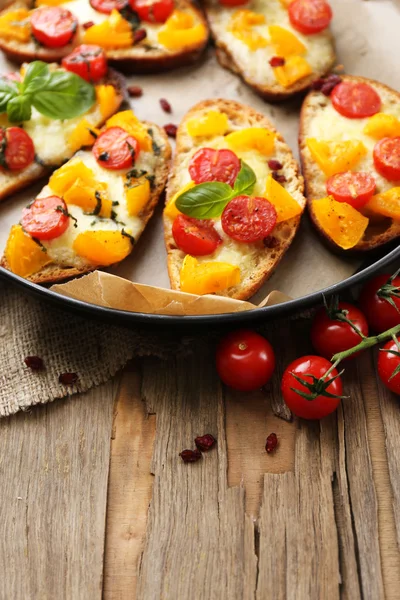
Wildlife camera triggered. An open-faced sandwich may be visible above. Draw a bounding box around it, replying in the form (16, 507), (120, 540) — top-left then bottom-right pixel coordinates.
(1, 109), (171, 283)
(300, 75), (400, 252)
(0, 46), (124, 202)
(0, 0), (209, 73)
(204, 0), (335, 102)
(163, 99), (306, 300)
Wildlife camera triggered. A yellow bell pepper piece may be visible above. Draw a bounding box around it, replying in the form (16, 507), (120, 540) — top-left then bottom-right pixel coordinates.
(363, 113), (400, 140)
(186, 110), (229, 138)
(158, 10), (207, 50)
(126, 177), (151, 216)
(5, 225), (51, 277)
(228, 10), (268, 51)
(180, 255), (241, 295)
(96, 84), (120, 120)
(68, 119), (100, 153)
(64, 181), (112, 218)
(306, 138), (367, 177)
(364, 187), (400, 220)
(312, 197), (369, 249)
(273, 56), (312, 88)
(0, 9), (31, 43)
(36, 0), (73, 5)
(279, 0), (294, 6)
(50, 159), (104, 195)
(164, 182), (195, 220)
(83, 10), (133, 49)
(226, 127), (275, 156)
(73, 231), (133, 266)
(166, 10), (194, 28)
(269, 25), (306, 57)
(106, 110), (152, 151)
(264, 174), (302, 222)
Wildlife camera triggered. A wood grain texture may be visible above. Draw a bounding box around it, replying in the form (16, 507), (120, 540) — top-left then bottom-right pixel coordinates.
(0, 383), (115, 600)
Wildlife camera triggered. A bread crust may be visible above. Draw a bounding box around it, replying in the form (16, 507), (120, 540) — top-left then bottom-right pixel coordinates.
(299, 74), (400, 253)
(163, 98), (306, 301)
(1, 123), (172, 285)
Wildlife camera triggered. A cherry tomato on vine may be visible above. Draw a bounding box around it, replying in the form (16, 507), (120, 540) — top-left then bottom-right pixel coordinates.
(281, 356), (343, 419)
(216, 330), (276, 391)
(359, 273), (400, 333)
(377, 340), (400, 395)
(311, 301), (369, 360)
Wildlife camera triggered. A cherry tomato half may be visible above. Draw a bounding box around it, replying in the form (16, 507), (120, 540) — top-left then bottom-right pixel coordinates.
(373, 137), (400, 181)
(189, 148), (240, 187)
(378, 340), (400, 395)
(359, 273), (400, 333)
(21, 196), (70, 241)
(221, 196), (277, 243)
(129, 0), (174, 23)
(93, 127), (140, 170)
(172, 214), (222, 256)
(62, 45), (107, 82)
(281, 356), (342, 419)
(311, 301), (369, 360)
(0, 127), (35, 172)
(326, 171), (376, 209)
(288, 0), (332, 35)
(31, 7), (78, 49)
(90, 0), (127, 14)
(219, 0), (249, 5)
(331, 81), (381, 119)
(216, 329), (276, 391)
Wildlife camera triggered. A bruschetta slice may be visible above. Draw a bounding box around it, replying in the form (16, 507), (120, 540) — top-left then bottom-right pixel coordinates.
(0, 0), (209, 73)
(1, 110), (171, 283)
(299, 74), (400, 252)
(204, 0), (335, 102)
(163, 99), (306, 300)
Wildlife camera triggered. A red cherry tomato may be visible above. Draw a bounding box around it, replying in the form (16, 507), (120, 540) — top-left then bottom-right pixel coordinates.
(129, 0), (174, 23)
(373, 137), (400, 181)
(216, 330), (276, 392)
(21, 196), (70, 241)
(311, 301), (369, 360)
(189, 148), (240, 187)
(219, 0), (249, 5)
(93, 127), (140, 170)
(61, 45), (107, 82)
(172, 214), (222, 256)
(378, 340), (400, 395)
(0, 127), (35, 172)
(31, 7), (78, 49)
(221, 196), (277, 243)
(288, 0), (332, 35)
(281, 356), (342, 419)
(331, 81), (381, 119)
(359, 273), (400, 333)
(326, 171), (376, 209)
(90, 0), (127, 14)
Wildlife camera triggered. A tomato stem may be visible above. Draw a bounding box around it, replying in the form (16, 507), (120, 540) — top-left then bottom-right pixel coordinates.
(331, 324), (400, 364)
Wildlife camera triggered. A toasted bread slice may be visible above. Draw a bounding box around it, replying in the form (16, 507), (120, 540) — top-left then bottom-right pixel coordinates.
(299, 74), (400, 252)
(204, 0), (335, 102)
(0, 0), (209, 73)
(163, 98), (306, 300)
(1, 121), (171, 284)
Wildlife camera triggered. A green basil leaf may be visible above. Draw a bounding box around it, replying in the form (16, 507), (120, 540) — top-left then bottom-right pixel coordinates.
(233, 161), (256, 196)
(0, 78), (19, 114)
(31, 71), (96, 120)
(21, 61), (51, 95)
(176, 182), (233, 219)
(7, 95), (32, 123)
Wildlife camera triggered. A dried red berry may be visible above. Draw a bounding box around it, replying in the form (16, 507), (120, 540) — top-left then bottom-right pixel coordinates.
(160, 98), (172, 113)
(163, 123), (177, 138)
(59, 372), (79, 385)
(272, 172), (287, 183)
(195, 434), (216, 452)
(127, 85), (143, 98)
(82, 21), (94, 29)
(24, 356), (44, 371)
(133, 29), (147, 44)
(269, 56), (285, 68)
(265, 433), (278, 453)
(263, 236), (279, 248)
(312, 74), (342, 96)
(179, 449), (202, 463)
(268, 159), (283, 171)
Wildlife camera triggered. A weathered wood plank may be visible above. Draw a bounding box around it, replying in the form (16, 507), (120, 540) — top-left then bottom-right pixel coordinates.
(0, 383), (115, 600)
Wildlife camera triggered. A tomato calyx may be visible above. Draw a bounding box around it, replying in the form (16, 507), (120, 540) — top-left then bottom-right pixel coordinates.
(289, 368), (347, 401)
(380, 335), (400, 382)
(376, 268), (400, 314)
(323, 295), (367, 339)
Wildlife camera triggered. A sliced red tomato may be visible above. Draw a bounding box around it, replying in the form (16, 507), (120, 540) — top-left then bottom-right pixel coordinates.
(0, 127), (35, 172)
(331, 81), (381, 119)
(189, 148), (240, 187)
(288, 0), (332, 35)
(90, 0), (127, 14)
(62, 45), (107, 83)
(219, 0), (249, 5)
(21, 196), (69, 241)
(326, 171), (376, 209)
(93, 127), (140, 170)
(221, 196), (277, 243)
(172, 214), (222, 256)
(31, 7), (78, 49)
(129, 0), (174, 23)
(373, 137), (400, 181)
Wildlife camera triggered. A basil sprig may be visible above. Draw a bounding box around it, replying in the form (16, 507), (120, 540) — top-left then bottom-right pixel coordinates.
(176, 161), (257, 219)
(0, 61), (96, 123)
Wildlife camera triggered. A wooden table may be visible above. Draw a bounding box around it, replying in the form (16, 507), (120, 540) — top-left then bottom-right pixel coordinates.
(1, 318), (400, 599)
